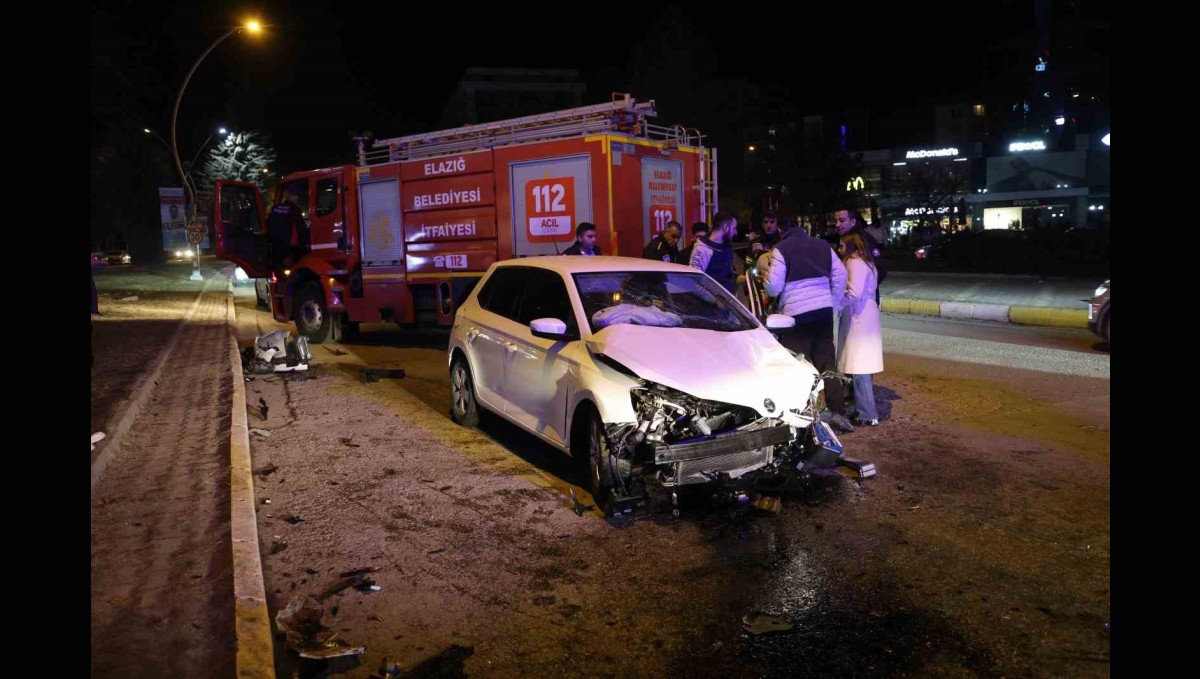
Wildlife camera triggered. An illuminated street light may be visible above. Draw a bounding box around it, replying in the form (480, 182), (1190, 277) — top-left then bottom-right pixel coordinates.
(1102, 133), (1110, 146)
(170, 18), (264, 279)
(184, 126), (230, 197)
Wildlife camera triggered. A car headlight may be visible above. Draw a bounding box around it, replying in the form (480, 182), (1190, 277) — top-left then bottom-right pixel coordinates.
(1094, 281), (1109, 297)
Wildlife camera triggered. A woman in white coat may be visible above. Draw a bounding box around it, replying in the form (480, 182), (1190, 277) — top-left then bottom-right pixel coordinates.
(836, 232), (884, 426)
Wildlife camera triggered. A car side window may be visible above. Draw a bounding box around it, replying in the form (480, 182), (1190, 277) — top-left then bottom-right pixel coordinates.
(477, 268), (528, 321)
(517, 269), (577, 332)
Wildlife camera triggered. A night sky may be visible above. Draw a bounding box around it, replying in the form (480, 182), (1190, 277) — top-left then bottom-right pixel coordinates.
(93, 0), (1108, 175)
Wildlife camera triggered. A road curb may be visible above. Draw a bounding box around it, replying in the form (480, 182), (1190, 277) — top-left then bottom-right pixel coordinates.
(881, 296), (1089, 329)
(91, 281), (211, 492)
(225, 283), (277, 679)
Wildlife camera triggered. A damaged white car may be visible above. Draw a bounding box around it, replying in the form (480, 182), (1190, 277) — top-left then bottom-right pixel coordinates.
(448, 257), (846, 514)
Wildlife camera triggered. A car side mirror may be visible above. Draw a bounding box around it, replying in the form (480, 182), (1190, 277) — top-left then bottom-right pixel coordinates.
(530, 317), (576, 341)
(765, 314), (795, 330)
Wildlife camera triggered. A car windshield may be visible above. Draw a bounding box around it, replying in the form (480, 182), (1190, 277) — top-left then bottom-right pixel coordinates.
(572, 271), (758, 333)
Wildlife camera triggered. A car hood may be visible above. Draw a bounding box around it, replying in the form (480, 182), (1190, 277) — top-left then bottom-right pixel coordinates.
(586, 324), (819, 416)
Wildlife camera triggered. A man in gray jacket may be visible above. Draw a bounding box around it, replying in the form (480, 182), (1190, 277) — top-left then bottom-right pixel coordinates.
(763, 222), (853, 431)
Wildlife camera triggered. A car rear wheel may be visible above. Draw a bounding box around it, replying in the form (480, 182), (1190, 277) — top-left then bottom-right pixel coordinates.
(449, 358), (480, 428)
(294, 282), (333, 344)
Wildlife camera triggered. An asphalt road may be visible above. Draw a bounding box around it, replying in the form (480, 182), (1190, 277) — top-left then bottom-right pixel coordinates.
(230, 288), (1109, 678)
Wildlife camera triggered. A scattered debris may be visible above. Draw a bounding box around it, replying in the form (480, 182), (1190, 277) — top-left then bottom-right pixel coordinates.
(304, 568), (320, 575)
(259, 397), (269, 420)
(742, 612), (793, 635)
(427, 548), (446, 556)
(361, 368), (407, 383)
(91, 431), (106, 451)
(378, 655), (401, 677)
(339, 437), (361, 448)
(253, 463), (279, 477)
(275, 594), (365, 660)
(262, 498), (272, 505)
(339, 566), (382, 578)
(367, 614), (382, 622)
(325, 346), (349, 356)
(569, 488), (595, 516)
(353, 577), (381, 593)
(283, 515), (306, 525)
(316, 578), (358, 601)
(118, 296), (138, 302)
(752, 495), (782, 514)
(270, 541), (289, 554)
(250, 428), (271, 438)
(242, 331), (312, 375)
(244, 376), (255, 382)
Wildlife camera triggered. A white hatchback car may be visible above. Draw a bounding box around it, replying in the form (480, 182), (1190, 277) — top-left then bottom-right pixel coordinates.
(448, 257), (827, 510)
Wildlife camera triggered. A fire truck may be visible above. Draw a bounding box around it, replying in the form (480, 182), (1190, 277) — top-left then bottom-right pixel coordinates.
(215, 94), (719, 343)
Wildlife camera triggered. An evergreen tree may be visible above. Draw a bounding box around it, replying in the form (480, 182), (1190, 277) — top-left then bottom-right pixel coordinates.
(194, 131), (277, 215)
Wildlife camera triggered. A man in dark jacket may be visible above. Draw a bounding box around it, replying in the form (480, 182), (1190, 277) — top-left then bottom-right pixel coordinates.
(747, 209), (782, 255)
(835, 208), (886, 301)
(688, 210), (737, 293)
(681, 222), (709, 265)
(763, 222), (853, 431)
(642, 221), (683, 263)
(563, 222), (600, 256)
(267, 188), (308, 268)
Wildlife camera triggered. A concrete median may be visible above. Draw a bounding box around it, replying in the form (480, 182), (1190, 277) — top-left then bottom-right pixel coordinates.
(879, 296), (1089, 329)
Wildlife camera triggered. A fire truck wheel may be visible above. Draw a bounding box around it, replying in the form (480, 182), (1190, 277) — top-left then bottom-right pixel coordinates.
(294, 282), (333, 344)
(449, 357), (480, 427)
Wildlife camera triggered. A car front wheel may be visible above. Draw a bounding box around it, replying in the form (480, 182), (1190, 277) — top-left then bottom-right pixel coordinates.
(575, 409), (614, 509)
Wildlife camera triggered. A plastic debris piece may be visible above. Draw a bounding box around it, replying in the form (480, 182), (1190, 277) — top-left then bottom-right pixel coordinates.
(250, 428), (271, 438)
(92, 431), (106, 451)
(275, 594), (365, 660)
(270, 541), (288, 554)
(742, 612), (793, 635)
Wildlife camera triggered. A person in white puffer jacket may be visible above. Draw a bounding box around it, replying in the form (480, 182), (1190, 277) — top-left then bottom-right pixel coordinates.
(762, 222), (852, 431)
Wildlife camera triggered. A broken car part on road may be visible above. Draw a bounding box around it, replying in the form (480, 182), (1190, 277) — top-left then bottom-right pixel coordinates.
(241, 330), (312, 375)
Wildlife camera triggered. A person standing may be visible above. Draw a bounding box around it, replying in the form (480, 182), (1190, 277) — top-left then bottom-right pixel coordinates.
(688, 210), (738, 293)
(836, 232), (884, 426)
(267, 188), (308, 268)
(834, 207), (886, 303)
(643, 221), (683, 263)
(563, 222), (601, 256)
(681, 221), (709, 265)
(763, 221), (854, 432)
(747, 209), (782, 256)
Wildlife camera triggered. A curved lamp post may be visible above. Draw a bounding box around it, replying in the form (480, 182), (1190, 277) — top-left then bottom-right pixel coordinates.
(169, 19), (262, 278)
(184, 126), (229, 198)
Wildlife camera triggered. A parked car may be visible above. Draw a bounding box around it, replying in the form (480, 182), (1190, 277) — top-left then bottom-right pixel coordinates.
(103, 250), (132, 265)
(1087, 280), (1110, 344)
(448, 256), (832, 512)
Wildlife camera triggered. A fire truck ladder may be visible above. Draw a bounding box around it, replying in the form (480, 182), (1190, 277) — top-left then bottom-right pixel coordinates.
(365, 93), (692, 165)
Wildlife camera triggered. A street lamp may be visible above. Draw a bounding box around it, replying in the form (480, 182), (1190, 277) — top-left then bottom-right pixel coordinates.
(170, 18), (263, 279)
(184, 126), (229, 197)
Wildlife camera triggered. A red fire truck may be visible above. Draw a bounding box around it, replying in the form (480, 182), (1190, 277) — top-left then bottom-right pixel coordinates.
(215, 95), (718, 342)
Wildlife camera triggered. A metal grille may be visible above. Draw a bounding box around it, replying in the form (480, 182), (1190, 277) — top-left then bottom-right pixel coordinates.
(672, 447), (773, 486)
